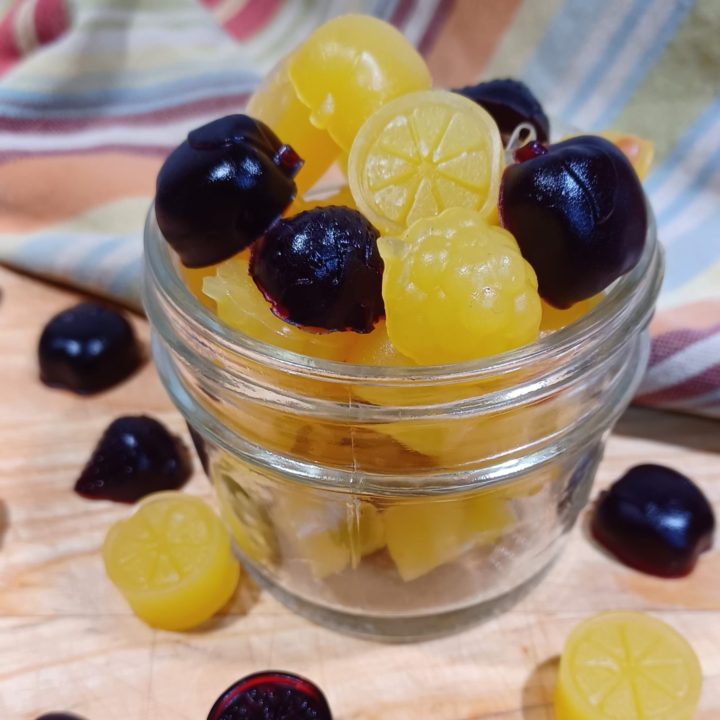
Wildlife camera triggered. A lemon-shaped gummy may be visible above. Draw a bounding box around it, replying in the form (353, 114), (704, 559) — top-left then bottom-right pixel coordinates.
(556, 612), (702, 720)
(348, 90), (504, 235)
(288, 14), (431, 152)
(379, 208), (541, 364)
(102, 492), (239, 631)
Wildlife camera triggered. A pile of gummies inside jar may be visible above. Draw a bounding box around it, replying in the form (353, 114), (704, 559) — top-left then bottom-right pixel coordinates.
(155, 14), (653, 367)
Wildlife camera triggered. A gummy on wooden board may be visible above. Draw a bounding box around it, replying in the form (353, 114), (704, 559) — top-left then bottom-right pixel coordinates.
(348, 90), (504, 235)
(288, 14), (432, 152)
(555, 612), (702, 720)
(247, 57), (338, 196)
(102, 492), (240, 631)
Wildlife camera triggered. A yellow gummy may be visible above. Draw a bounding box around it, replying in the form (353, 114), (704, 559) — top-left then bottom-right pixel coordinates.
(247, 57), (339, 195)
(540, 294), (603, 333)
(274, 493), (385, 578)
(288, 14), (431, 152)
(348, 90), (504, 235)
(379, 208), (541, 364)
(179, 264), (218, 310)
(600, 131), (655, 181)
(202, 252), (353, 361)
(102, 492), (240, 631)
(556, 612), (702, 720)
(288, 184), (357, 217)
(384, 493), (514, 581)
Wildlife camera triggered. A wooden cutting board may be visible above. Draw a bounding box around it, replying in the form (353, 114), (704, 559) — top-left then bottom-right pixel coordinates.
(0, 265), (718, 720)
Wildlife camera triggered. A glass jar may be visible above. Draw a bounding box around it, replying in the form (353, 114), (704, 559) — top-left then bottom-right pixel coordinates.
(144, 207), (662, 640)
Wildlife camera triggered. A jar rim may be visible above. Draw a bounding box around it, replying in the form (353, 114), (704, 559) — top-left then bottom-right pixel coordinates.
(144, 201), (661, 385)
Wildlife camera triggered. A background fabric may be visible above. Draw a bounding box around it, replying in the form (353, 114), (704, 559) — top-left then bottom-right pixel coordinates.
(0, 0), (718, 417)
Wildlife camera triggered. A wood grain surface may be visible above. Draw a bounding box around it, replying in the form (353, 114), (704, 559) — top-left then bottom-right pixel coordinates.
(0, 265), (718, 720)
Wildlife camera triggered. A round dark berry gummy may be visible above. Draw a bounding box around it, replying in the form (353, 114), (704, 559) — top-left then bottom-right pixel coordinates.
(38, 302), (142, 394)
(499, 135), (647, 308)
(75, 415), (192, 503)
(454, 78), (549, 143)
(155, 114), (303, 268)
(207, 671), (332, 720)
(591, 464), (715, 578)
(251, 206), (384, 333)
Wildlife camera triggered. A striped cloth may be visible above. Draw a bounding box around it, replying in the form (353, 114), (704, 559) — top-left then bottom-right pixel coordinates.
(0, 0), (718, 418)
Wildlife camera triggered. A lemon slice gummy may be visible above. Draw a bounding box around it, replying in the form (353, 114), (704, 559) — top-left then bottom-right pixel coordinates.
(102, 492), (240, 631)
(556, 612), (702, 720)
(349, 90), (504, 234)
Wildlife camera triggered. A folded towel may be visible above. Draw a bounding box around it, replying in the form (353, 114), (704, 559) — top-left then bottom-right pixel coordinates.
(0, 0), (718, 418)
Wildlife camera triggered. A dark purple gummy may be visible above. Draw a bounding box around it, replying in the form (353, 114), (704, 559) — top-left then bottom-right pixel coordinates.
(591, 464), (715, 578)
(250, 206), (384, 333)
(155, 114), (303, 268)
(207, 671), (332, 720)
(38, 302), (142, 394)
(499, 135), (647, 308)
(75, 415), (192, 503)
(454, 78), (550, 143)
(35, 715), (87, 720)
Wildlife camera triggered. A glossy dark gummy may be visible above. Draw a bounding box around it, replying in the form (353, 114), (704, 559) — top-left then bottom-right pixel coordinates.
(38, 302), (142, 394)
(208, 671), (332, 720)
(155, 114), (303, 268)
(454, 78), (549, 143)
(250, 206), (384, 333)
(591, 464), (715, 578)
(35, 714), (88, 720)
(75, 416), (192, 503)
(499, 135), (647, 308)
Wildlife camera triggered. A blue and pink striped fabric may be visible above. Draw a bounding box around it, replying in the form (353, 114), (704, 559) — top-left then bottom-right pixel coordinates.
(0, 0), (718, 418)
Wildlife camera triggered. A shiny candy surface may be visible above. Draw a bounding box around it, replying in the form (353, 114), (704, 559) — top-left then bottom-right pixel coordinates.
(500, 135), (647, 308)
(75, 416), (192, 503)
(38, 302), (141, 394)
(155, 114), (300, 268)
(591, 464), (715, 577)
(250, 206), (384, 333)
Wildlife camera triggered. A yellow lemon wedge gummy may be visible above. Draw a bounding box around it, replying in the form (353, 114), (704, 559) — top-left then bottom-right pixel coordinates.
(288, 14), (431, 153)
(102, 492), (240, 631)
(556, 612), (702, 720)
(349, 90), (504, 235)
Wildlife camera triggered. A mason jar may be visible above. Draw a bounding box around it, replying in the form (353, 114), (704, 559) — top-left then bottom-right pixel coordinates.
(144, 205), (662, 640)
